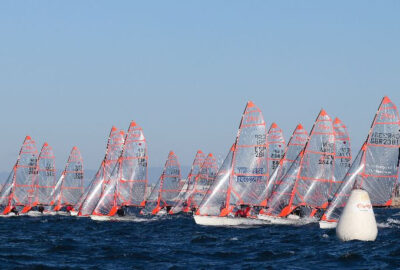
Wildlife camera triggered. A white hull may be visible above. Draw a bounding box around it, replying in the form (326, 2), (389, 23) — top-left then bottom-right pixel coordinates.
(194, 215), (269, 226)
(90, 215), (111, 221)
(55, 211), (70, 216)
(257, 214), (316, 225)
(70, 211), (78, 216)
(24, 211), (42, 217)
(319, 220), (337, 229)
(0, 213), (17, 218)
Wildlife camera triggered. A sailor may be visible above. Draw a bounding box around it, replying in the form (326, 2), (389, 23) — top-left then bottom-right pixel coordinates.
(10, 207), (19, 215)
(66, 205), (73, 213)
(117, 206), (126, 217)
(38, 205), (45, 213)
(235, 205), (250, 217)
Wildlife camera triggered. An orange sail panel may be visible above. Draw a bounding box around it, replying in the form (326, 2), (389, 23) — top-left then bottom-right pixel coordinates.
(322, 96), (400, 223)
(197, 101), (268, 217)
(53, 147), (84, 210)
(0, 136), (38, 214)
(35, 143), (56, 206)
(142, 151), (181, 215)
(77, 127), (124, 216)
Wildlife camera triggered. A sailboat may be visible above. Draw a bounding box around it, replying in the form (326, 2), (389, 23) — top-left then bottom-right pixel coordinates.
(0, 136), (38, 216)
(320, 96), (400, 229)
(141, 151), (181, 215)
(90, 121), (148, 220)
(170, 152), (218, 214)
(258, 109), (338, 225)
(259, 124), (309, 207)
(75, 126), (124, 217)
(168, 150), (205, 214)
(52, 146), (84, 215)
(194, 101), (269, 226)
(29, 142), (56, 215)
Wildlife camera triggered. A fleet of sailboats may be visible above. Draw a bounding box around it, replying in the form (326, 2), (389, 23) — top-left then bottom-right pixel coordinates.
(0, 96), (399, 232)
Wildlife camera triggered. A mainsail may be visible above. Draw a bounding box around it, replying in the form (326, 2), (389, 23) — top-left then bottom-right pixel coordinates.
(142, 151), (181, 215)
(331, 117), (352, 197)
(185, 153), (218, 211)
(169, 150), (205, 214)
(266, 109), (336, 217)
(53, 146), (84, 210)
(170, 152), (217, 214)
(322, 96), (400, 223)
(197, 101), (268, 217)
(266, 123), (286, 185)
(260, 124), (308, 206)
(92, 121), (148, 216)
(34, 143), (56, 206)
(77, 126), (124, 216)
(0, 136), (38, 214)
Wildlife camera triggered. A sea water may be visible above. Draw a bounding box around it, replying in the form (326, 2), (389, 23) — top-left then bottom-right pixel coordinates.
(0, 208), (399, 269)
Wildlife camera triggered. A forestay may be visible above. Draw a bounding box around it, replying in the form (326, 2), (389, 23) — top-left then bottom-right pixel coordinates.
(142, 151), (181, 215)
(322, 96), (400, 223)
(53, 147), (84, 210)
(77, 126), (124, 216)
(35, 143), (56, 206)
(197, 101), (268, 217)
(0, 136), (38, 214)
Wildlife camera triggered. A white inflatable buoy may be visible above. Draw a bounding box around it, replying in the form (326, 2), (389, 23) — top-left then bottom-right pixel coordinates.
(336, 189), (377, 241)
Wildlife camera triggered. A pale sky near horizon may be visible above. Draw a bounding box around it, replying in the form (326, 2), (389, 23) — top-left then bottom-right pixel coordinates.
(0, 1), (399, 174)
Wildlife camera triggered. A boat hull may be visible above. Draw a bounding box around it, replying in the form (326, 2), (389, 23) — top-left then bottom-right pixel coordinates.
(257, 214), (316, 225)
(70, 211), (78, 216)
(194, 215), (269, 226)
(319, 220), (337, 229)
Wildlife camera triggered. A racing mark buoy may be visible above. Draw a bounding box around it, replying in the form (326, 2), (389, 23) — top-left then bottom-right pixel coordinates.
(336, 189), (377, 241)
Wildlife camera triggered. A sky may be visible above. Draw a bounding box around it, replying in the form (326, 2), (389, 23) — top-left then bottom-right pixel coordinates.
(0, 1), (399, 174)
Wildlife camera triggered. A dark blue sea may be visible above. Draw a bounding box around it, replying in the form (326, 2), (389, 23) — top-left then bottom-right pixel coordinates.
(0, 208), (400, 269)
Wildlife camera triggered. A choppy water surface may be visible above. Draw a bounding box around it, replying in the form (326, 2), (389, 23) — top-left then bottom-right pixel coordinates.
(0, 209), (399, 269)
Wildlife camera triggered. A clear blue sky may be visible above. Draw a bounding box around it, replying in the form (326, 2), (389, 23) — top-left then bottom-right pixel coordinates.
(0, 1), (399, 173)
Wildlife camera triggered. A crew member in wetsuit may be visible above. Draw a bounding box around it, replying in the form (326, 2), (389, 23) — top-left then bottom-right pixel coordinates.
(66, 205), (73, 213)
(235, 205), (251, 217)
(38, 205), (45, 213)
(166, 206), (172, 213)
(117, 206), (126, 217)
(10, 207), (19, 216)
